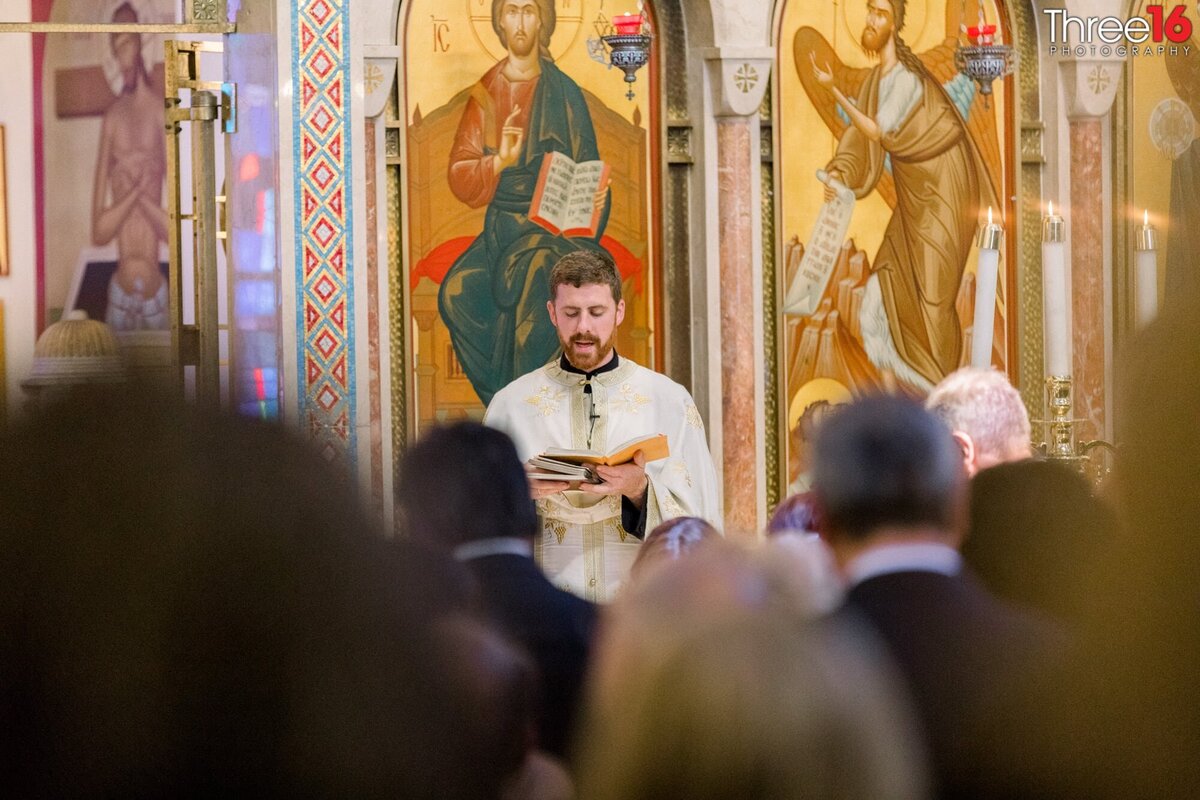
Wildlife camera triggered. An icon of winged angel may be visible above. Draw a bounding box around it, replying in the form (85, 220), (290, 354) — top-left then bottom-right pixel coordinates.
(793, 0), (1004, 391)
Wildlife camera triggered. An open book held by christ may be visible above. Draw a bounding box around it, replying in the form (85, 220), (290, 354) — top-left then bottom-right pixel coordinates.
(529, 151), (611, 237)
(527, 433), (669, 484)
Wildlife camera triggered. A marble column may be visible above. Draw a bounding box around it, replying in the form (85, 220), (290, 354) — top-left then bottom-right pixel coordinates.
(362, 51), (399, 519)
(1068, 118), (1105, 442)
(716, 116), (757, 533)
(1060, 58), (1121, 443)
(705, 50), (772, 536)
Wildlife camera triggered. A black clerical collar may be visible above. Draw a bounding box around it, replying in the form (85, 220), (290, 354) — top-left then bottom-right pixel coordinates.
(559, 351), (620, 379)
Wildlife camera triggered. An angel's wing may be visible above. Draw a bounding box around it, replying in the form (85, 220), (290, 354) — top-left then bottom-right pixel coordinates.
(793, 26), (897, 209)
(919, 0), (1002, 211)
(917, 35), (1003, 212)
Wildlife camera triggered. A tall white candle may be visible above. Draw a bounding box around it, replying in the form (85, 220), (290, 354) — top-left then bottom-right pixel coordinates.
(971, 207), (1003, 368)
(1042, 201), (1070, 377)
(1135, 209), (1159, 329)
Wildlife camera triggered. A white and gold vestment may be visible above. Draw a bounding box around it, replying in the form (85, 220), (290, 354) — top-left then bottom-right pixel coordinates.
(485, 356), (720, 601)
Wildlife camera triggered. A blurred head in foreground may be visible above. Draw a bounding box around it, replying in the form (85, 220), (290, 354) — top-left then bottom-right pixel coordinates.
(578, 543), (927, 799)
(988, 292), (1200, 797)
(396, 420), (537, 548)
(629, 515), (720, 582)
(1053, 290), (1200, 794)
(0, 391), (512, 798)
(964, 458), (1116, 624)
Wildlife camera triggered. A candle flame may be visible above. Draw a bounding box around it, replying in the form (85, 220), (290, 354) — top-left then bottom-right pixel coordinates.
(1048, 200), (1053, 217)
(1144, 209), (1149, 226)
(987, 206), (993, 225)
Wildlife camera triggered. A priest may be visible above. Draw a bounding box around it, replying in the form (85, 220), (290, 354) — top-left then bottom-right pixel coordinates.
(485, 250), (720, 601)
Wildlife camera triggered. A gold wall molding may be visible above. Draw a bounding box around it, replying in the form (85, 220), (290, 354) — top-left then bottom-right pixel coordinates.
(386, 89), (407, 527)
(1014, 0), (1044, 423)
(1021, 122), (1045, 164)
(760, 81), (779, 511)
(667, 126), (692, 163)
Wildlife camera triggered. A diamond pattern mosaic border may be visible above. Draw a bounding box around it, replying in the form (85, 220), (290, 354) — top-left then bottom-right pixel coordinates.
(293, 0), (356, 462)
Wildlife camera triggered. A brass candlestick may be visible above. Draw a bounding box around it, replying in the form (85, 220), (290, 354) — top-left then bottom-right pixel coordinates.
(1043, 375), (1082, 463)
(1037, 375), (1118, 483)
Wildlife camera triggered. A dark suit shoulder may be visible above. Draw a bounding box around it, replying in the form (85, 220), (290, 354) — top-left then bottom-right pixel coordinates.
(463, 552), (596, 761)
(843, 570), (1064, 799)
(465, 554), (598, 639)
(860, 567), (1053, 624)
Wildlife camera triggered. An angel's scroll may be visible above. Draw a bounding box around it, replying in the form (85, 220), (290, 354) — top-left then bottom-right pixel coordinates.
(783, 170), (855, 317)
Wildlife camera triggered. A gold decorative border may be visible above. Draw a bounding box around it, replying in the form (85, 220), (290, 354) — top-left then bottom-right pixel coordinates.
(1013, 0), (1044, 422)
(386, 87), (406, 535)
(659, 0), (689, 123)
(660, 0), (694, 390)
(760, 80), (780, 512)
(1112, 69), (1131, 354)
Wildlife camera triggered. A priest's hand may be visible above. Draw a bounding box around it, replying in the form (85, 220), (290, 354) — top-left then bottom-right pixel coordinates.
(527, 478), (572, 500)
(525, 462), (571, 499)
(582, 450), (649, 509)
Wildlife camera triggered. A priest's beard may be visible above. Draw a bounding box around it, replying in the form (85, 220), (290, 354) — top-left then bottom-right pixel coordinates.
(561, 331), (617, 373)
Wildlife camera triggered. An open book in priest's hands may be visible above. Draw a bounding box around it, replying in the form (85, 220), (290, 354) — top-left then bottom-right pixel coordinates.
(526, 433), (669, 484)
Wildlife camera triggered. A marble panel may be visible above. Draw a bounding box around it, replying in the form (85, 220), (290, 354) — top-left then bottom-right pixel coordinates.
(1069, 118), (1106, 441)
(717, 117), (758, 535)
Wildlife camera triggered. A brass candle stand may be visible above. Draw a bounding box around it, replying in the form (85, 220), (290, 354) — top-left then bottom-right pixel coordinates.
(1036, 375), (1118, 481)
(1042, 375), (1080, 462)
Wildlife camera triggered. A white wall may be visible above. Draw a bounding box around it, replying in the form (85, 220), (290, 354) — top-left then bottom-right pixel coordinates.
(0, 0), (37, 423)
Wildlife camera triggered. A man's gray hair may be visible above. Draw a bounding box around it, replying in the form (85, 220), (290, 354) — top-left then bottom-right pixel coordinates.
(925, 367), (1031, 460)
(812, 396), (963, 540)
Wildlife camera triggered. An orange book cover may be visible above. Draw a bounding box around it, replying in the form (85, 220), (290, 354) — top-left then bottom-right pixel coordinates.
(543, 433), (669, 467)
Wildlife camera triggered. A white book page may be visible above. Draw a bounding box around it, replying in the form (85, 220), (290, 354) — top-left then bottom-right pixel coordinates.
(537, 154), (577, 230)
(562, 161), (605, 231)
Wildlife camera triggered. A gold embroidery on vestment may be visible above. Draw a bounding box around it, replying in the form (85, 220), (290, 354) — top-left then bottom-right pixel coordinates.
(608, 383), (651, 415)
(661, 493), (686, 519)
(544, 518), (568, 545)
(671, 460), (693, 488)
(525, 385), (565, 417)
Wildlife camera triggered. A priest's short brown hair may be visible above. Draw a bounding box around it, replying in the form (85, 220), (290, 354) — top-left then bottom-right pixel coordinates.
(549, 250), (622, 303)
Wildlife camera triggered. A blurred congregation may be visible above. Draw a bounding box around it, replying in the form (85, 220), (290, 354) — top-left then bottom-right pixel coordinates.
(2, 286), (1197, 798)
